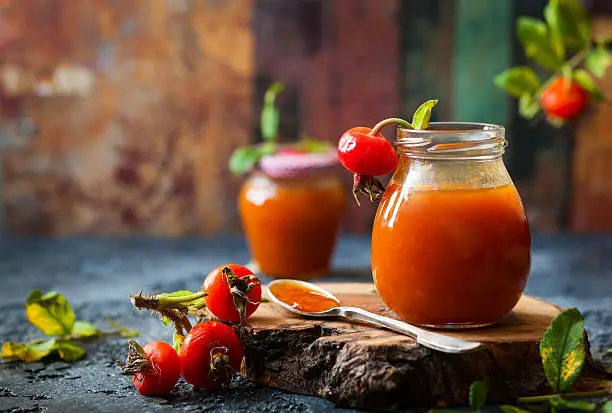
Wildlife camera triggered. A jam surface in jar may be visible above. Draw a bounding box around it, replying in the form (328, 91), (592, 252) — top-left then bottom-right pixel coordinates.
(239, 171), (346, 279)
(372, 182), (531, 327)
(268, 281), (340, 313)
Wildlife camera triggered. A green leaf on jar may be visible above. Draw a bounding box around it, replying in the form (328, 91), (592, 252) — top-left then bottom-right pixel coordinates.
(516, 17), (565, 71)
(540, 307), (586, 393)
(411, 100), (438, 130)
(229, 146), (264, 175)
(261, 82), (284, 142)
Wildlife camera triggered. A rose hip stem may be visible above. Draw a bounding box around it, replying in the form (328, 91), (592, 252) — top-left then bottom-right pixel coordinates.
(369, 118), (413, 136)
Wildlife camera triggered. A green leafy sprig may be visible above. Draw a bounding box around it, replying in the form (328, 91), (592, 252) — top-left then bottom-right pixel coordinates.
(429, 308), (610, 413)
(228, 82), (333, 175)
(2, 290), (138, 363)
(495, 0), (611, 127)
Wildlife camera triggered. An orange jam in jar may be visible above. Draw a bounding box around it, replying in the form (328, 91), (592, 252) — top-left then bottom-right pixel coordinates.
(239, 151), (346, 279)
(371, 123), (531, 328)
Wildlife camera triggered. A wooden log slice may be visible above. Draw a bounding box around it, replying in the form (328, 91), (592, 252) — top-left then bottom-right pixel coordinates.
(237, 282), (569, 410)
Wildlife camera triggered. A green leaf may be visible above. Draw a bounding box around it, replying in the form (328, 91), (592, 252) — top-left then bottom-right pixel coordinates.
(298, 134), (332, 153)
(412, 100), (438, 130)
(494, 67), (541, 99)
(261, 82), (284, 142)
(500, 406), (530, 413)
(586, 48), (612, 78)
(158, 290), (197, 298)
(469, 381), (487, 410)
(25, 290), (75, 337)
(540, 308), (586, 393)
(173, 332), (185, 353)
(228, 147), (264, 175)
(160, 316), (171, 326)
(72, 321), (99, 338)
(602, 401), (612, 413)
(517, 17), (565, 70)
(2, 339), (57, 363)
(258, 142), (277, 155)
(573, 69), (605, 101)
(54, 341), (86, 362)
(549, 397), (596, 412)
(544, 0), (591, 52)
(519, 93), (542, 120)
(106, 318), (139, 338)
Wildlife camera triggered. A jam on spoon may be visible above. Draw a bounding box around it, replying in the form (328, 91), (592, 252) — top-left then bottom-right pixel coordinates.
(268, 280), (340, 313)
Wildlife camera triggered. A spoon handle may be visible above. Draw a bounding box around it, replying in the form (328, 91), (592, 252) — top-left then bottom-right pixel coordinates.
(335, 307), (483, 354)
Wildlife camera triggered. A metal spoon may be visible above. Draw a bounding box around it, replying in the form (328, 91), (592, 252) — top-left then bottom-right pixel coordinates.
(266, 279), (484, 354)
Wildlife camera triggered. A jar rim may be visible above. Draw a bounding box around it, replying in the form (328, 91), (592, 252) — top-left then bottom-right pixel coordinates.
(396, 122), (507, 160)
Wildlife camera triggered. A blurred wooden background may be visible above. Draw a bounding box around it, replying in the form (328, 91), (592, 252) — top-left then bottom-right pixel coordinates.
(0, 0), (611, 236)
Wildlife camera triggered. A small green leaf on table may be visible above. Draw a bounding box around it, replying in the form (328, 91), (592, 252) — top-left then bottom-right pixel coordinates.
(517, 17), (565, 71)
(72, 320), (100, 338)
(494, 67), (541, 99)
(543, 0), (591, 52)
(469, 381), (487, 411)
(412, 100), (438, 130)
(2, 339), (57, 363)
(587, 48), (612, 78)
(500, 406), (530, 413)
(549, 396), (596, 412)
(2, 338), (85, 363)
(54, 341), (86, 362)
(540, 307), (586, 393)
(106, 318), (139, 338)
(25, 290), (75, 337)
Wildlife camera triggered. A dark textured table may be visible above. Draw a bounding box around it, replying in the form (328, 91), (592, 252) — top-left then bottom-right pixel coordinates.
(0, 235), (611, 413)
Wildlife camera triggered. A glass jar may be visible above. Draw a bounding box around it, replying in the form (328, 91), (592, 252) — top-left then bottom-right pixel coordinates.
(371, 123), (531, 328)
(239, 151), (346, 279)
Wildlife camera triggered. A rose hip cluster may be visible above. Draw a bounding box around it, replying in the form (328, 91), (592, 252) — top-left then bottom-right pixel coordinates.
(118, 264), (262, 396)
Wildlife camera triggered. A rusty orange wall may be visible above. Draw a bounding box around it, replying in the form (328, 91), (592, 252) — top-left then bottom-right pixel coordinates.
(0, 0), (402, 236)
(0, 0), (254, 235)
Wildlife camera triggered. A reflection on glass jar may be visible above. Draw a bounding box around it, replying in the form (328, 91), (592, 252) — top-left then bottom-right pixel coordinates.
(239, 151), (346, 279)
(371, 123), (531, 328)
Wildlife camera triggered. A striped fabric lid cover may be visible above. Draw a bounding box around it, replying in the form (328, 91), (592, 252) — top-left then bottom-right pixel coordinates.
(259, 149), (339, 178)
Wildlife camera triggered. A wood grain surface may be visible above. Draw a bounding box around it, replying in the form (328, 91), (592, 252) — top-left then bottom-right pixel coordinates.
(238, 282), (567, 409)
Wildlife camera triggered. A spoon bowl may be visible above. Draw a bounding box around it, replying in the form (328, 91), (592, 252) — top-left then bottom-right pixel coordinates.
(267, 279), (484, 354)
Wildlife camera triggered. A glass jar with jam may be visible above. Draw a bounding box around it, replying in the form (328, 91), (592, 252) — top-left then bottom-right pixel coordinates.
(371, 123), (531, 328)
(239, 150), (346, 279)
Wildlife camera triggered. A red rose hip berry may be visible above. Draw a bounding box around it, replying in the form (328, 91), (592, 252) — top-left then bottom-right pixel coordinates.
(118, 340), (181, 397)
(540, 77), (589, 120)
(203, 264), (262, 323)
(180, 321), (244, 389)
(337, 127), (398, 176)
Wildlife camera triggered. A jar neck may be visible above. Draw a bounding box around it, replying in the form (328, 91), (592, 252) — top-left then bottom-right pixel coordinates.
(396, 122), (507, 161)
(392, 155), (512, 191)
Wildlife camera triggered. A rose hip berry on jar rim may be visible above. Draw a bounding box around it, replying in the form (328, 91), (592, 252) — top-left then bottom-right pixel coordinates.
(337, 100), (531, 328)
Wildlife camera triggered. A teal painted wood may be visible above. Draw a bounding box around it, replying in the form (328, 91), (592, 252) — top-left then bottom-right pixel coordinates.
(452, 0), (512, 125)
(400, 1), (454, 122)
